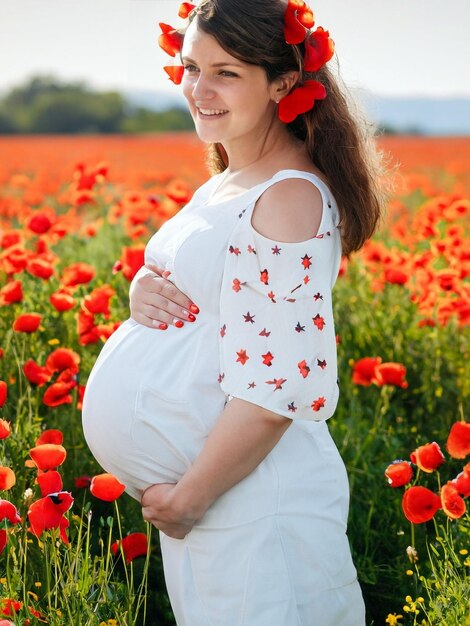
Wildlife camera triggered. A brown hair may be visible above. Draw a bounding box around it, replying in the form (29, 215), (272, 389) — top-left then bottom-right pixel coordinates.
(181, 0), (386, 256)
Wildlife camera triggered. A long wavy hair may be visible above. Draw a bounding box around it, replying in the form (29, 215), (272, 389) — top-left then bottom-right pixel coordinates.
(180, 0), (386, 256)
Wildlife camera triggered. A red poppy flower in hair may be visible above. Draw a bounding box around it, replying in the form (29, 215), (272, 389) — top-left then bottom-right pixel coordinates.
(278, 80), (326, 124)
(157, 3), (195, 85)
(280, 0), (335, 123)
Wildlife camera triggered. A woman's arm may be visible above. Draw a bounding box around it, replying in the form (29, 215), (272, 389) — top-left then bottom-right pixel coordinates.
(141, 398), (292, 537)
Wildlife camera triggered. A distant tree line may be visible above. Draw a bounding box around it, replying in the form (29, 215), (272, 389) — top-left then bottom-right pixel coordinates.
(0, 75), (194, 134)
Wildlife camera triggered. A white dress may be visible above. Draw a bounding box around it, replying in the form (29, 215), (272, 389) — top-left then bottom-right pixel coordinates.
(82, 169), (366, 626)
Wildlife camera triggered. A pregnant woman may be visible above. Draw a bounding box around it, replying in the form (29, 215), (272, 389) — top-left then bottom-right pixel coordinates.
(82, 1), (384, 624)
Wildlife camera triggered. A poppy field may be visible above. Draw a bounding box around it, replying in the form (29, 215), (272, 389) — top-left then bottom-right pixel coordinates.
(0, 133), (469, 626)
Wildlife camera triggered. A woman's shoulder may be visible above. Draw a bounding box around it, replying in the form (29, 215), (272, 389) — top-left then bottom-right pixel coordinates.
(250, 167), (336, 243)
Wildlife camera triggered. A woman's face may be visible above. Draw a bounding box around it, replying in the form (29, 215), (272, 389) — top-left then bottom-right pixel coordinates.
(181, 20), (278, 147)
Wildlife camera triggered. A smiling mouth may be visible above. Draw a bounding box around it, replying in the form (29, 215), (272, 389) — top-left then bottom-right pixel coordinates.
(197, 108), (229, 117)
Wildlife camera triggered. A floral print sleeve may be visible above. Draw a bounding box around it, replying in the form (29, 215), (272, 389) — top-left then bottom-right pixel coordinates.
(218, 181), (342, 422)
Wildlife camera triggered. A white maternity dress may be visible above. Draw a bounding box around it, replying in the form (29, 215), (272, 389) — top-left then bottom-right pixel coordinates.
(82, 169), (366, 626)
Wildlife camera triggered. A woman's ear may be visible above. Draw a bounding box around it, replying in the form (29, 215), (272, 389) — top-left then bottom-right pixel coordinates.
(271, 70), (300, 102)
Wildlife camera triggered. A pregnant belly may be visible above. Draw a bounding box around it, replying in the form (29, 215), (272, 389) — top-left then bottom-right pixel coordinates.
(81, 318), (220, 501)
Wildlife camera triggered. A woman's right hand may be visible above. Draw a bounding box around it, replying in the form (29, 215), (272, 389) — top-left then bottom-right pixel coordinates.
(129, 264), (200, 330)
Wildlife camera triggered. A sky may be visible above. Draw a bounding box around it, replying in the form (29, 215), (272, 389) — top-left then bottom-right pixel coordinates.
(1, 0), (469, 102)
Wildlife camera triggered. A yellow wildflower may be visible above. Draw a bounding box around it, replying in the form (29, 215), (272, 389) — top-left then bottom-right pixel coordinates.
(386, 613), (403, 625)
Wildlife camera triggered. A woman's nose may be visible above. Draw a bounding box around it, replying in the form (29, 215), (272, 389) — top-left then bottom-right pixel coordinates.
(192, 74), (215, 101)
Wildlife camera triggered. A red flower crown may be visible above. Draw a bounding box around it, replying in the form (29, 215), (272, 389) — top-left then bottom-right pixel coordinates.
(157, 1), (334, 123)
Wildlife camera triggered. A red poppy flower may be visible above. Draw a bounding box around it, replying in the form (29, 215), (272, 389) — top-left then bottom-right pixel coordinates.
(441, 483), (466, 520)
(446, 421), (470, 459)
(0, 529), (7, 555)
(452, 469), (470, 497)
(304, 27), (334, 72)
(0, 467), (16, 491)
(164, 65), (185, 85)
(0, 280), (23, 304)
(76, 384), (86, 410)
(29, 444), (67, 471)
(402, 486), (441, 524)
(83, 284), (116, 317)
(0, 419), (11, 439)
(27, 211), (53, 234)
(61, 262), (95, 287)
(0, 500), (21, 524)
(119, 245), (145, 281)
(352, 357), (382, 386)
(36, 429), (63, 446)
(111, 532), (149, 564)
(384, 267), (409, 286)
(0, 381), (7, 408)
(278, 80), (326, 124)
(26, 257), (55, 280)
(43, 380), (76, 407)
(23, 359), (52, 386)
(410, 442), (445, 473)
(178, 2), (195, 19)
(74, 475), (92, 489)
(45, 347), (80, 374)
(158, 23), (184, 57)
(0, 598), (22, 617)
(27, 491), (73, 542)
(385, 460), (413, 488)
(374, 362), (408, 389)
(50, 288), (75, 312)
(13, 313), (42, 333)
(37, 471), (63, 497)
(90, 473), (126, 501)
(283, 0), (309, 44)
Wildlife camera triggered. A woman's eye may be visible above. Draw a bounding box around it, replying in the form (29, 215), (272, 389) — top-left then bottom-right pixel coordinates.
(183, 65), (198, 72)
(220, 71), (237, 77)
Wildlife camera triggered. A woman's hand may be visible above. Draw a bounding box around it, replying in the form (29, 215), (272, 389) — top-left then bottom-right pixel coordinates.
(141, 483), (201, 539)
(130, 263), (200, 330)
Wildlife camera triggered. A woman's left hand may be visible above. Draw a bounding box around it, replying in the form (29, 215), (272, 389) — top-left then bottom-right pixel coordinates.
(141, 483), (198, 539)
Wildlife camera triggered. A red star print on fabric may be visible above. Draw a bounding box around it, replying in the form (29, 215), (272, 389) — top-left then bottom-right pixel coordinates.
(313, 314), (326, 330)
(260, 269), (269, 285)
(287, 402), (297, 413)
(220, 324), (226, 338)
(304, 276), (310, 284)
(262, 352), (274, 366)
(243, 312), (255, 324)
(266, 378), (287, 391)
(298, 360), (310, 378)
(295, 322), (305, 333)
(236, 349), (249, 365)
(311, 397), (326, 411)
(317, 359), (327, 369)
(247, 245), (256, 254)
(259, 328), (271, 337)
(218, 373), (225, 383)
(267, 291), (276, 302)
(272, 245), (281, 255)
(313, 292), (323, 301)
(247, 381), (256, 389)
(232, 278), (242, 292)
(301, 254), (312, 269)
(229, 245), (241, 256)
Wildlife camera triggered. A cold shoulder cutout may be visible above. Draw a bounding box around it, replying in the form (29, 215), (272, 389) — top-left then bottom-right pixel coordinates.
(218, 170), (342, 422)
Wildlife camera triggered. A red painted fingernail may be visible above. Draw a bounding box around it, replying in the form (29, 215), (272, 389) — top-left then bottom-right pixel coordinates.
(174, 319), (184, 328)
(187, 313), (196, 322)
(158, 323), (168, 330)
(162, 270), (171, 278)
(189, 304), (200, 314)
